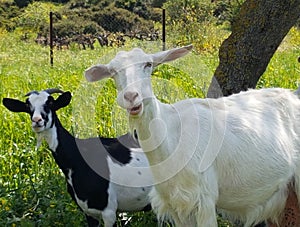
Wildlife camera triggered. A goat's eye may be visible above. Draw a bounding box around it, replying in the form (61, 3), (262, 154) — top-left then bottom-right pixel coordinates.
(144, 62), (152, 69)
(25, 99), (31, 109)
(43, 105), (50, 114)
(46, 97), (54, 106)
(109, 68), (116, 75)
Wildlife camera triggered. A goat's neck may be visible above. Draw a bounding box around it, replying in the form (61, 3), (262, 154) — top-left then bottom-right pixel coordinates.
(37, 114), (75, 171)
(130, 97), (181, 165)
(130, 97), (202, 185)
(36, 124), (59, 151)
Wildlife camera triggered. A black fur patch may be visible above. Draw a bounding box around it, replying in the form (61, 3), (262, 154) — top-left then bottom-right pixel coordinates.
(102, 137), (133, 165)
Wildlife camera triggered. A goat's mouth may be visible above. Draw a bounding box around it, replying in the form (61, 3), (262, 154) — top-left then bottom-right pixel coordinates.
(32, 124), (44, 132)
(127, 104), (142, 115)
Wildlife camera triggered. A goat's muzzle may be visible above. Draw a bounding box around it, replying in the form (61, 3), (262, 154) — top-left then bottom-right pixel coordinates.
(122, 91), (143, 115)
(127, 103), (143, 116)
(31, 116), (45, 132)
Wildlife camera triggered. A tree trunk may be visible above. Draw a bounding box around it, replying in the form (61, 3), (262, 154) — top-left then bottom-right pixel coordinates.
(206, 1), (300, 226)
(207, 0), (300, 98)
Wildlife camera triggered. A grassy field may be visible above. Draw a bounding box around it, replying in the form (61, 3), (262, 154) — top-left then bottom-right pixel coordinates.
(0, 27), (299, 226)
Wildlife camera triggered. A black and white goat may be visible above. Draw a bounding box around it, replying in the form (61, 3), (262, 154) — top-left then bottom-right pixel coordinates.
(2, 89), (153, 227)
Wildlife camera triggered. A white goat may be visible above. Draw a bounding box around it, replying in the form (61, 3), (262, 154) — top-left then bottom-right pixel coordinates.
(85, 45), (300, 226)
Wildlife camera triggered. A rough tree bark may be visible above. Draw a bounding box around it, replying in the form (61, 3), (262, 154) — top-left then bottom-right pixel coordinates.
(207, 0), (300, 98)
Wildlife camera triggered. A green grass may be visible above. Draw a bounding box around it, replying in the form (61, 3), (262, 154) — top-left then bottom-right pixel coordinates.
(0, 27), (299, 226)
(257, 27), (300, 89)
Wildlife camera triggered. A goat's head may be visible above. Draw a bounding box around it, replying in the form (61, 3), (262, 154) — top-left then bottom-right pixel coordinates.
(85, 45), (193, 116)
(3, 89), (71, 133)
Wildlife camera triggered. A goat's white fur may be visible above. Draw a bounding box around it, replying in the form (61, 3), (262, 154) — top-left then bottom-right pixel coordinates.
(85, 45), (300, 226)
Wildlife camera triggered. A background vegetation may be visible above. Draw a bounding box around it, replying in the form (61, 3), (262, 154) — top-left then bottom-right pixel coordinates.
(0, 0), (245, 50)
(0, 0), (299, 226)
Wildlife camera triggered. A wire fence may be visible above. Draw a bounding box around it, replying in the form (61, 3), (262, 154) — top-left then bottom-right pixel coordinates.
(46, 9), (166, 66)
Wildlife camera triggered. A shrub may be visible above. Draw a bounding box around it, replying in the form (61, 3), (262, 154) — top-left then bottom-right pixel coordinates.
(163, 0), (230, 52)
(13, 0), (33, 8)
(53, 19), (104, 37)
(16, 2), (62, 33)
(164, 0), (214, 24)
(212, 0), (245, 26)
(115, 0), (151, 20)
(0, 1), (19, 31)
(68, 0), (110, 9)
(151, 0), (167, 8)
(91, 5), (154, 33)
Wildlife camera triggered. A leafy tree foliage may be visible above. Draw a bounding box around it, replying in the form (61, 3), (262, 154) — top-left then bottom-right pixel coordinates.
(115, 0), (151, 19)
(151, 0), (166, 8)
(0, 1), (19, 31)
(37, 0), (70, 3)
(164, 0), (244, 29)
(67, 0), (111, 9)
(90, 5), (152, 33)
(164, 0), (214, 23)
(163, 0), (221, 51)
(13, 0), (33, 8)
(212, 0), (245, 25)
(16, 2), (53, 32)
(162, 0), (247, 51)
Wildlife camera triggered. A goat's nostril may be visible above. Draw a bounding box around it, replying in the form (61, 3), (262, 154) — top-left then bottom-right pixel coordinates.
(32, 116), (42, 123)
(124, 91), (138, 102)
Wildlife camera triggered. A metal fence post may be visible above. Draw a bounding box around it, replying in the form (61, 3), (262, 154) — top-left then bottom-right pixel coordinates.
(162, 8), (166, 51)
(50, 12), (53, 66)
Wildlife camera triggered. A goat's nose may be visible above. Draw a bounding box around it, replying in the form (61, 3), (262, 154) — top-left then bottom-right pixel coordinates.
(124, 91), (138, 103)
(32, 116), (42, 123)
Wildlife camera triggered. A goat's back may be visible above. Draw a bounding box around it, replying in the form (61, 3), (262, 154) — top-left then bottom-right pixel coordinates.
(170, 88), (300, 224)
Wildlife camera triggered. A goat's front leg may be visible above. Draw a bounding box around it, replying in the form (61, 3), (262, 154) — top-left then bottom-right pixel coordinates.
(172, 203), (218, 227)
(101, 209), (117, 227)
(174, 212), (218, 227)
(195, 198), (218, 227)
(101, 195), (118, 227)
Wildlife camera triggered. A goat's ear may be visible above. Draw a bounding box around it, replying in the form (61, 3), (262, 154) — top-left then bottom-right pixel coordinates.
(52, 92), (72, 111)
(85, 64), (111, 82)
(151, 44), (193, 67)
(2, 98), (29, 113)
